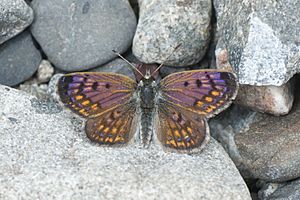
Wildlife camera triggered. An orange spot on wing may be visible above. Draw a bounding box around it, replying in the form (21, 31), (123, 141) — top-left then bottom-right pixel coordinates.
(209, 105), (216, 109)
(205, 97), (213, 102)
(75, 95), (83, 100)
(168, 139), (177, 147)
(174, 130), (181, 138)
(79, 109), (87, 115)
(196, 101), (204, 107)
(98, 125), (104, 131)
(91, 104), (98, 110)
(211, 91), (220, 96)
(82, 100), (90, 106)
(182, 130), (188, 137)
(103, 127), (109, 133)
(206, 107), (213, 113)
(111, 128), (117, 134)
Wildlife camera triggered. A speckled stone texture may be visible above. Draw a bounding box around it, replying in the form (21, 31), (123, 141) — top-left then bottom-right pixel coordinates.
(258, 178), (300, 200)
(133, 0), (211, 66)
(30, 0), (137, 71)
(0, 0), (33, 44)
(214, 0), (300, 86)
(0, 85), (251, 200)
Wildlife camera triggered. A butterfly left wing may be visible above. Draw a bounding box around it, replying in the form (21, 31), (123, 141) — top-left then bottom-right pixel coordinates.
(57, 72), (138, 146)
(85, 102), (137, 145)
(57, 72), (137, 118)
(155, 101), (209, 153)
(159, 69), (238, 118)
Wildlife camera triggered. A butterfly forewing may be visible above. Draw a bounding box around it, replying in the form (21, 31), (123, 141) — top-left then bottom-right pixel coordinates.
(58, 72), (138, 146)
(155, 101), (209, 153)
(159, 69), (238, 118)
(58, 72), (137, 118)
(85, 102), (137, 145)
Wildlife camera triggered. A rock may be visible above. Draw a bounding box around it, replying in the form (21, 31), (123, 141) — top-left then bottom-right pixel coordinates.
(258, 179), (300, 200)
(133, 0), (211, 66)
(210, 97), (300, 182)
(30, 0), (137, 71)
(0, 31), (42, 86)
(214, 0), (300, 86)
(159, 65), (188, 78)
(37, 60), (55, 84)
(19, 80), (49, 99)
(0, 0), (33, 44)
(0, 85), (251, 200)
(235, 80), (294, 115)
(215, 48), (294, 115)
(90, 58), (136, 80)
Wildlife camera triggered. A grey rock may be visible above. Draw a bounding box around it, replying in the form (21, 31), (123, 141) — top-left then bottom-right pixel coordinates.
(258, 179), (300, 200)
(235, 80), (294, 115)
(30, 0), (137, 71)
(159, 65), (188, 78)
(0, 85), (251, 200)
(214, 1), (300, 86)
(36, 60), (55, 84)
(0, 0), (33, 44)
(0, 31), (42, 86)
(215, 47), (294, 116)
(133, 0), (211, 66)
(19, 81), (49, 99)
(210, 99), (300, 182)
(90, 58), (136, 80)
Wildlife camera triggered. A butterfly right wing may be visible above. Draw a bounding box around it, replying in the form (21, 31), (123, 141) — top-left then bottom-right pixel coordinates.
(155, 101), (210, 154)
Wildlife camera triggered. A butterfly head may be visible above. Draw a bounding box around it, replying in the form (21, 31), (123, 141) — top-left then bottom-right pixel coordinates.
(144, 69), (152, 80)
(134, 63), (159, 82)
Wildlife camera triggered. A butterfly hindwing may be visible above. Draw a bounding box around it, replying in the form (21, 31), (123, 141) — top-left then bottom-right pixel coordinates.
(85, 102), (137, 145)
(159, 69), (238, 118)
(155, 101), (209, 153)
(57, 72), (137, 118)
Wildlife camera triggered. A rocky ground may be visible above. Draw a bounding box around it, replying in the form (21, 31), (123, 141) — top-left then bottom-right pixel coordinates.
(0, 0), (300, 199)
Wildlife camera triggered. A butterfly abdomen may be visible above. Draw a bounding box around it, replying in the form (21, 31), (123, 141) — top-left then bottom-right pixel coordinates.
(138, 79), (157, 146)
(139, 108), (155, 146)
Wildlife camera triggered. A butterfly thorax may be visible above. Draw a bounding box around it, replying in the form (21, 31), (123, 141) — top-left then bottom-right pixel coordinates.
(138, 78), (156, 109)
(137, 77), (158, 146)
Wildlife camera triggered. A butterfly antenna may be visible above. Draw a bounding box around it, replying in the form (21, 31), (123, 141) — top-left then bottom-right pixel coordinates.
(112, 50), (145, 78)
(151, 43), (182, 76)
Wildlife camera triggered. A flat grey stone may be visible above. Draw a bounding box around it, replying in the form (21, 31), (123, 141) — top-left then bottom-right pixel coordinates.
(0, 85), (251, 200)
(0, 31), (42, 86)
(258, 178), (300, 200)
(0, 0), (33, 44)
(214, 1), (300, 86)
(132, 0), (211, 66)
(210, 98), (300, 182)
(30, 0), (137, 71)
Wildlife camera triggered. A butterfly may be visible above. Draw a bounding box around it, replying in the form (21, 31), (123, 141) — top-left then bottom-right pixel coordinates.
(57, 59), (238, 154)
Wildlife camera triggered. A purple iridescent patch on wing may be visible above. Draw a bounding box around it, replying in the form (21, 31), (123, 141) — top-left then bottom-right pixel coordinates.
(58, 72), (137, 117)
(159, 70), (238, 118)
